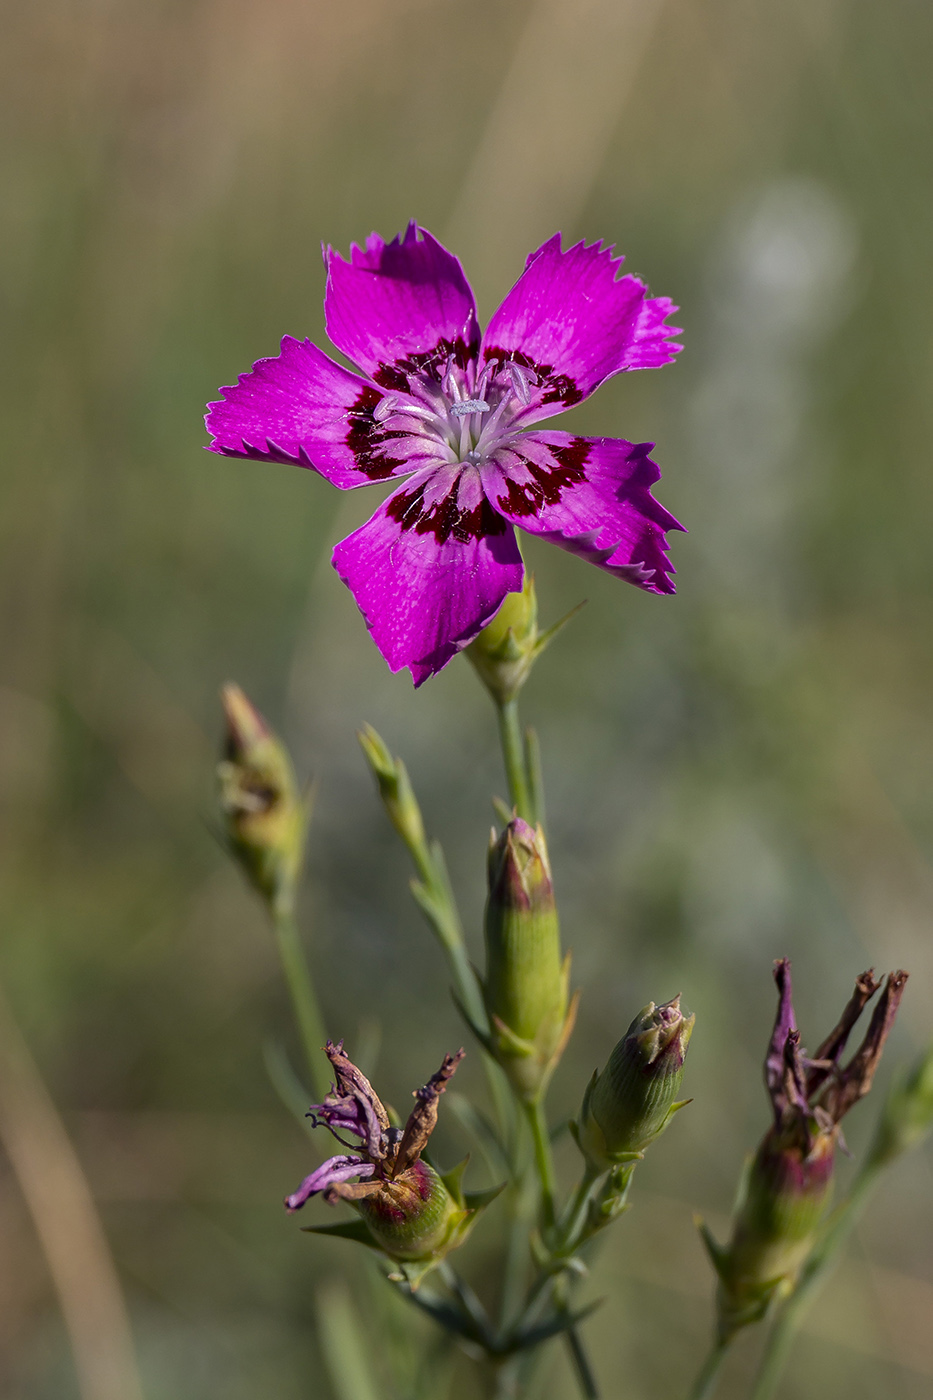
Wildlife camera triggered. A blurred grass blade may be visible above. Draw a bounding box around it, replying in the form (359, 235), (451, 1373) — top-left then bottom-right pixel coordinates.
(315, 1279), (382, 1400)
(262, 1038), (316, 1135)
(0, 982), (145, 1400)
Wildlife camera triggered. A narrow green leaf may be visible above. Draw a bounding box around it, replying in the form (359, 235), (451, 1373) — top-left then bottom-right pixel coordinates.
(301, 1218), (381, 1250)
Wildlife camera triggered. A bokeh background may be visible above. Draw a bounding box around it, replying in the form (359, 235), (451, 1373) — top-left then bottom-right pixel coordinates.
(2, 0), (933, 1396)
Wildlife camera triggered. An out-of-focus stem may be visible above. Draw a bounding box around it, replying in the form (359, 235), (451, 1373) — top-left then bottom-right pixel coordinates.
(493, 1354), (522, 1399)
(686, 1336), (731, 1400)
(750, 1163), (882, 1400)
(271, 900), (328, 1102)
(524, 1098), (557, 1232)
(0, 983), (145, 1400)
(565, 1325), (600, 1399)
(496, 697), (533, 823)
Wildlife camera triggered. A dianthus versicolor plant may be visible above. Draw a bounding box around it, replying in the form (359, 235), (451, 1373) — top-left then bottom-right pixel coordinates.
(210, 226), (933, 1400)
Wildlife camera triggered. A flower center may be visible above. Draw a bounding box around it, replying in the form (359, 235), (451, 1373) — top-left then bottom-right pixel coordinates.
(371, 354), (540, 469)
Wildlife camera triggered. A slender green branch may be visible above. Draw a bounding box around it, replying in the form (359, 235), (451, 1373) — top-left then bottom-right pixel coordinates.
(686, 1336), (731, 1400)
(271, 901), (328, 1102)
(500, 1179), (534, 1328)
(524, 1098), (558, 1232)
(496, 697), (533, 822)
(557, 1165), (602, 1254)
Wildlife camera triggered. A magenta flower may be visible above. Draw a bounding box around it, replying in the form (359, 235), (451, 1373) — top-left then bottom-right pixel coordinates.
(206, 225), (683, 684)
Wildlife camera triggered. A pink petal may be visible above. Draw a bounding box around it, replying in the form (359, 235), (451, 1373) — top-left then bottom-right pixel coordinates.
(484, 432), (683, 595)
(324, 223), (481, 391)
(284, 1155), (374, 1212)
(480, 234), (682, 424)
(332, 466), (524, 685)
(206, 336), (441, 488)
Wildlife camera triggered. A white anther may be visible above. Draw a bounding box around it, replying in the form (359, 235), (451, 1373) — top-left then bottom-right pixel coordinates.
(450, 399), (490, 417)
(441, 353), (457, 397)
(507, 361), (537, 405)
(374, 396), (439, 427)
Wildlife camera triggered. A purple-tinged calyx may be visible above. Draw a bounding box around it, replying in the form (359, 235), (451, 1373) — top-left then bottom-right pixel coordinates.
(205, 225), (684, 686)
(573, 996), (694, 1169)
(701, 959), (908, 1341)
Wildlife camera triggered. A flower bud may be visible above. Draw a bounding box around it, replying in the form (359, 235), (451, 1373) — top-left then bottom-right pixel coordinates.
(483, 818), (571, 1099)
(573, 997), (694, 1169)
(217, 683), (308, 912)
(467, 575), (540, 705)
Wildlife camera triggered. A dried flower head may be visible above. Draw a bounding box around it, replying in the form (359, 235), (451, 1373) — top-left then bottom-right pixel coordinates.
(286, 1042), (493, 1284)
(702, 959), (908, 1340)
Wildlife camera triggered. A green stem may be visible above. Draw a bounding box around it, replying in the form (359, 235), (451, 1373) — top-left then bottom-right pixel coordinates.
(558, 1165), (601, 1253)
(271, 900), (328, 1102)
(686, 1336), (731, 1400)
(497, 697), (533, 822)
(750, 1164), (882, 1400)
(500, 1180), (533, 1328)
(524, 1098), (558, 1233)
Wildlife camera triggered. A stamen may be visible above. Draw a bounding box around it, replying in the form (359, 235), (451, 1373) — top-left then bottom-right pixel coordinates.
(475, 393), (511, 442)
(507, 361), (538, 405)
(374, 396), (443, 429)
(450, 399), (490, 417)
(474, 363), (492, 400)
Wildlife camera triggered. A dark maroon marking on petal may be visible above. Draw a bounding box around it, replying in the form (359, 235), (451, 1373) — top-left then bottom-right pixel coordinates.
(495, 437), (591, 518)
(373, 336), (476, 393)
(345, 384), (410, 481)
(386, 474), (508, 545)
(482, 346), (583, 409)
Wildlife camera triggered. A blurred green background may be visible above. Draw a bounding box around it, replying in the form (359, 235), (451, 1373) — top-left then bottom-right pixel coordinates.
(2, 0), (933, 1396)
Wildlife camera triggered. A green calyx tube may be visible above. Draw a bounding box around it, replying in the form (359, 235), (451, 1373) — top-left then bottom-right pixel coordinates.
(483, 817), (573, 1099)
